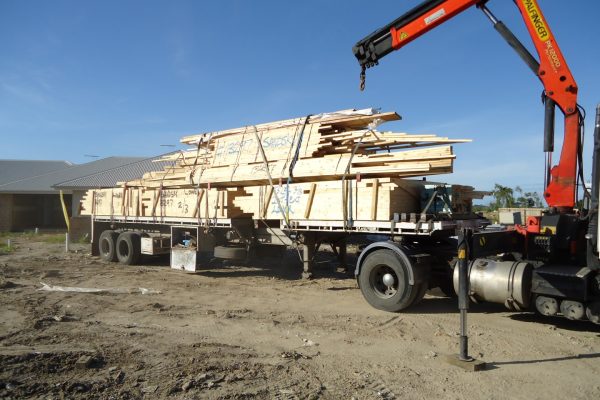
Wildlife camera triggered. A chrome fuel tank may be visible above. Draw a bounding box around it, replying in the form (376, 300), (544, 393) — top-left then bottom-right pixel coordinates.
(453, 258), (533, 310)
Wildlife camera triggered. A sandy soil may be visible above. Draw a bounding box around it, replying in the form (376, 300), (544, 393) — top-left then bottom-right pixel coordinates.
(1, 236), (600, 399)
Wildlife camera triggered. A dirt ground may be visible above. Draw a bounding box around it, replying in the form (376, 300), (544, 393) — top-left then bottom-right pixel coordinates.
(1, 235), (600, 399)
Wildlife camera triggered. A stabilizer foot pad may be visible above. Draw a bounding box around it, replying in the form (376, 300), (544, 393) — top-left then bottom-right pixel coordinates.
(445, 354), (486, 371)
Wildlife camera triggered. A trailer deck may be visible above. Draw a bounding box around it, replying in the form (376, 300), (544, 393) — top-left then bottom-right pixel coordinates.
(90, 212), (489, 280)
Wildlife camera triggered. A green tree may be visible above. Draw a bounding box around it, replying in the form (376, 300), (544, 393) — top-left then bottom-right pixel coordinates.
(490, 184), (515, 210)
(524, 191), (543, 207)
(514, 185), (544, 207)
(490, 184), (544, 210)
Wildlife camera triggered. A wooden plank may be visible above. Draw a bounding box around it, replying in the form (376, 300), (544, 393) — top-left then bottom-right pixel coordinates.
(220, 190), (225, 217)
(151, 187), (162, 217)
(205, 188), (209, 222)
(262, 186), (274, 219)
(304, 183), (317, 219)
(192, 189), (205, 218)
(371, 179), (379, 221)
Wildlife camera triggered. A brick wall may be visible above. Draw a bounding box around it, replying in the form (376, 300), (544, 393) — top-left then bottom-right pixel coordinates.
(0, 194), (14, 232)
(69, 216), (91, 242)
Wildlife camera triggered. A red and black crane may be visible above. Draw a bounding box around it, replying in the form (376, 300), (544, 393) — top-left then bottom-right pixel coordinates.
(353, 0), (584, 212)
(351, 0), (600, 337)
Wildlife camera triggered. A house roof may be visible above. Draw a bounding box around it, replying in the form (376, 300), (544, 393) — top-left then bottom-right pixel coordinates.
(53, 156), (175, 190)
(0, 157), (151, 194)
(0, 160), (73, 186)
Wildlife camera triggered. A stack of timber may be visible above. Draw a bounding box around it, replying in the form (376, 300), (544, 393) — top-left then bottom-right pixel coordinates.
(81, 108), (480, 221)
(127, 109), (467, 188)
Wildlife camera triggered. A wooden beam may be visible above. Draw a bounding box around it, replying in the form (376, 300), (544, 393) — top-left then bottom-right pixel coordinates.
(371, 178), (379, 220)
(220, 190), (225, 217)
(192, 189), (205, 218)
(261, 186), (274, 219)
(304, 183), (317, 219)
(151, 187), (162, 217)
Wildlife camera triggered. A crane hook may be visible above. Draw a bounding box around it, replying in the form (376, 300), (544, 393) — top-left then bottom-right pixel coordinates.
(359, 66), (366, 91)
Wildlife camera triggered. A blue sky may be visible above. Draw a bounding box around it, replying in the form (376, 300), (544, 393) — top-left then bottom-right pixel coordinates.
(1, 0), (599, 193)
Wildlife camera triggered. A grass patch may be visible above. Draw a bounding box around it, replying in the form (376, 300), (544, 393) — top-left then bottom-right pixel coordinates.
(0, 231), (35, 241)
(76, 234), (91, 244)
(0, 244), (13, 255)
(0, 232), (67, 244)
(37, 233), (67, 244)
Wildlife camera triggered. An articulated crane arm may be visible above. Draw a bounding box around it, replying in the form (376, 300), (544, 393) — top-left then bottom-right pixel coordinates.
(353, 0), (581, 211)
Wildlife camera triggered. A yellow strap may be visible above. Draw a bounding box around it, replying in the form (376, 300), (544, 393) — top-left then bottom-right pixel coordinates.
(59, 190), (71, 232)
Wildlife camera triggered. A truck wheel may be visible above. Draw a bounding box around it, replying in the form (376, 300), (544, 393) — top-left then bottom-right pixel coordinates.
(214, 245), (247, 261)
(439, 281), (456, 298)
(411, 283), (428, 306)
(585, 301), (600, 324)
(358, 249), (421, 312)
(439, 256), (458, 299)
(116, 232), (141, 265)
(439, 258), (457, 298)
(98, 230), (119, 262)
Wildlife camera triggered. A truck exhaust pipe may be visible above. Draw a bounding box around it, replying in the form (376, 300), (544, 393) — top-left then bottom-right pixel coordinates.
(586, 104), (600, 270)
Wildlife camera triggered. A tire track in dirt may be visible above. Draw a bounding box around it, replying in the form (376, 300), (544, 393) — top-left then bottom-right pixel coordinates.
(355, 371), (397, 400)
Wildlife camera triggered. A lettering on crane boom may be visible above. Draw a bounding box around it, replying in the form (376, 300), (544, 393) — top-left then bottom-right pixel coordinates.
(424, 8), (446, 25)
(522, 0), (551, 42)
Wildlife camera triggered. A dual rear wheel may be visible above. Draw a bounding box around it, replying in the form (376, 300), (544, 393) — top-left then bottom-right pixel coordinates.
(98, 230), (141, 265)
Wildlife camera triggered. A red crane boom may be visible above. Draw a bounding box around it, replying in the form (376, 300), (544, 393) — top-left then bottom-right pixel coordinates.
(352, 0), (581, 210)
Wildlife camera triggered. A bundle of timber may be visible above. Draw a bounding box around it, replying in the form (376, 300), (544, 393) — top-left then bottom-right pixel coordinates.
(81, 108), (479, 221)
(82, 179), (485, 221)
(126, 108), (469, 188)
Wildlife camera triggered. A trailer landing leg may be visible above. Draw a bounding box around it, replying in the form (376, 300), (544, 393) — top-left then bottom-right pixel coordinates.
(337, 237), (348, 273)
(446, 228), (486, 372)
(330, 238), (348, 273)
(302, 234), (316, 280)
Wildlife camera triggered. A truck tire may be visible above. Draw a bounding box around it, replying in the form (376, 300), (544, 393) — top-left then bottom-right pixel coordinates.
(116, 232), (141, 265)
(438, 261), (457, 298)
(98, 230), (119, 262)
(358, 249), (422, 312)
(411, 283), (428, 306)
(214, 245), (247, 261)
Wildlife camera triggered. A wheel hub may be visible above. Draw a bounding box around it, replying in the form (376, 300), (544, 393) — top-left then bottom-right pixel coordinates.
(382, 272), (397, 296)
(382, 273), (395, 287)
(371, 266), (398, 298)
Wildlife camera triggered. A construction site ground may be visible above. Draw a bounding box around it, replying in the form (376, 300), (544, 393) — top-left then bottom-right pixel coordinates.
(1, 234), (600, 399)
